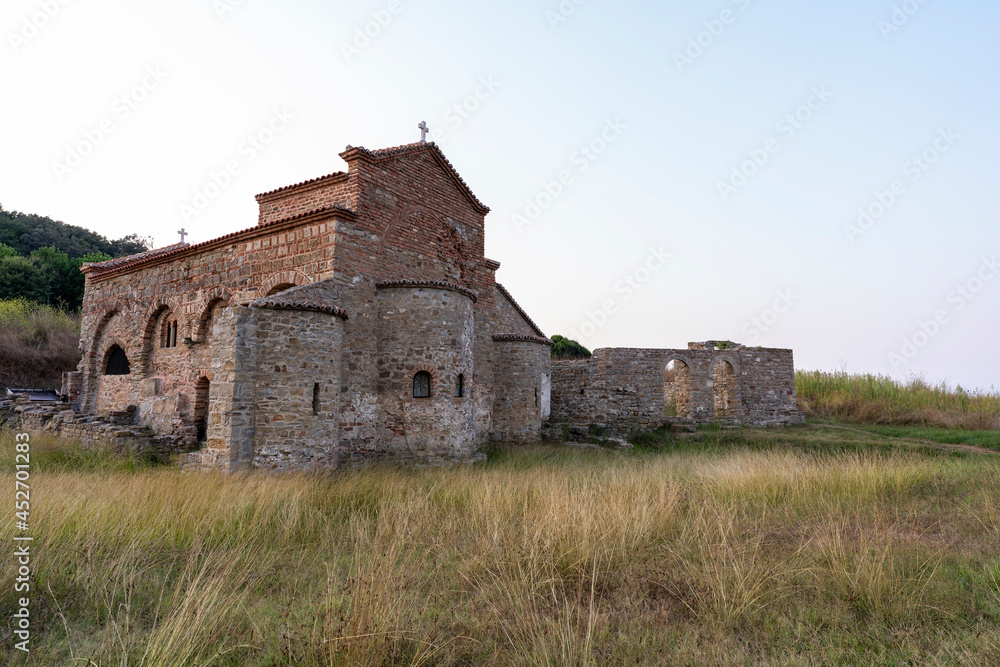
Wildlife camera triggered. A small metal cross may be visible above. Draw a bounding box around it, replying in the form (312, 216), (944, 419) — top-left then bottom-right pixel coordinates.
(178, 228), (188, 244)
(418, 121), (429, 143)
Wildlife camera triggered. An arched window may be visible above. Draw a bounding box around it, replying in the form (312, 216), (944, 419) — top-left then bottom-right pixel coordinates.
(161, 317), (178, 348)
(105, 345), (131, 376)
(413, 371), (431, 398)
(455, 373), (464, 398)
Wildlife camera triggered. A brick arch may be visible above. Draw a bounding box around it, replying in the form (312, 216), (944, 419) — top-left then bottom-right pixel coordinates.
(139, 300), (182, 366)
(409, 366), (440, 398)
(257, 270), (312, 298)
(88, 306), (122, 362)
(664, 353), (694, 371)
(99, 340), (133, 375)
(141, 300), (182, 344)
(194, 289), (233, 342)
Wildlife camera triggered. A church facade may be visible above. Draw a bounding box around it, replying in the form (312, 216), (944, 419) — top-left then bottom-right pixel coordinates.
(62, 140), (803, 471)
(68, 142), (553, 470)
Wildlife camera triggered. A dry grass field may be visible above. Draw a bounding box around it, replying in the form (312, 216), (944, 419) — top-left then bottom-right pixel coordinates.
(3, 424), (1000, 666)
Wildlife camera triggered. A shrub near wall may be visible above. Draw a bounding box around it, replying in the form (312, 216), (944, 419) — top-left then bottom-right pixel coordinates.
(0, 298), (80, 390)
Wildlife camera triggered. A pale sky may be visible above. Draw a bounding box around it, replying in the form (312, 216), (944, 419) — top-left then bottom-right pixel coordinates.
(3, 0), (998, 390)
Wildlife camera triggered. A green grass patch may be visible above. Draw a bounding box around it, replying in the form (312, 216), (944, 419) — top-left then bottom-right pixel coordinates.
(5, 426), (1000, 665)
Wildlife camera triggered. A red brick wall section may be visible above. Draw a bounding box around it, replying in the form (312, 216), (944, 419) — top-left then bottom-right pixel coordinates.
(256, 173), (353, 224)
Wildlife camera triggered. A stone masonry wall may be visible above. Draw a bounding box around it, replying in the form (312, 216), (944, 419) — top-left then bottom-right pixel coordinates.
(374, 285), (476, 463)
(310, 145), (503, 455)
(491, 339), (552, 443)
(549, 343), (804, 434)
(182, 302), (346, 471)
(10, 400), (194, 461)
(251, 307), (344, 471)
(77, 209), (347, 443)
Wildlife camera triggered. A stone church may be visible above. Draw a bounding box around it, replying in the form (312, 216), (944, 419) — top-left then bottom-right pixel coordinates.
(61, 139), (803, 471)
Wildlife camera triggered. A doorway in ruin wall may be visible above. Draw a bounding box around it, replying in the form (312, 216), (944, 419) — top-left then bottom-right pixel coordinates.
(711, 360), (741, 419)
(664, 359), (692, 418)
(194, 377), (210, 442)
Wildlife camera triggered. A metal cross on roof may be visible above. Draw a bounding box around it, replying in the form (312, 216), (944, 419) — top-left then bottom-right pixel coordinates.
(178, 228), (188, 244)
(418, 121), (429, 143)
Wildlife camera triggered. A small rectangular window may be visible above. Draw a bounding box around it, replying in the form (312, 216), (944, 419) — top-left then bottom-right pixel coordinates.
(312, 383), (320, 415)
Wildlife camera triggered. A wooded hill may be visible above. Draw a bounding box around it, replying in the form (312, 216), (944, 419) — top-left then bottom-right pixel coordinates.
(0, 205), (150, 310)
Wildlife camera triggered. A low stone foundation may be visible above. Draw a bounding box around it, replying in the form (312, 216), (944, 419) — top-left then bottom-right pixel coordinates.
(3, 398), (197, 460)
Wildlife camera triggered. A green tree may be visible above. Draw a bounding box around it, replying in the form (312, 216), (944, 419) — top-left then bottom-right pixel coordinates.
(0, 208), (152, 258)
(30, 247), (80, 309)
(0, 243), (18, 258)
(0, 256), (51, 303)
(551, 335), (592, 359)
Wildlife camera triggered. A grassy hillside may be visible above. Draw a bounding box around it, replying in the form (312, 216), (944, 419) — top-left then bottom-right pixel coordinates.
(797, 370), (1000, 430)
(0, 299), (79, 390)
(2, 428), (999, 665)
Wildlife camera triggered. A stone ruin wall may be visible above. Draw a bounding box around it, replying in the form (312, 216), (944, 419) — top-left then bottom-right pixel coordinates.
(549, 343), (804, 434)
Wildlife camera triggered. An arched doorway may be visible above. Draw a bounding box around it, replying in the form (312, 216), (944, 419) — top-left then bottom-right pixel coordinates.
(712, 360), (739, 419)
(664, 358), (692, 417)
(194, 377), (210, 442)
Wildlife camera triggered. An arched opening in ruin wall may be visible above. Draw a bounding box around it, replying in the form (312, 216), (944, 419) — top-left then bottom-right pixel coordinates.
(711, 358), (741, 419)
(664, 357), (692, 418)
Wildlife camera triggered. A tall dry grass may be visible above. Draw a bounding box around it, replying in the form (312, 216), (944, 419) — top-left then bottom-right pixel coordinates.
(3, 433), (1000, 664)
(797, 370), (1000, 429)
(0, 298), (80, 390)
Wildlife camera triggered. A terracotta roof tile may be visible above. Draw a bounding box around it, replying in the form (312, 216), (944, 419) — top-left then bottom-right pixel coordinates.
(346, 142), (491, 214)
(493, 333), (553, 346)
(255, 171), (348, 200)
(83, 243), (186, 271)
(250, 297), (349, 320)
(375, 279), (478, 303)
